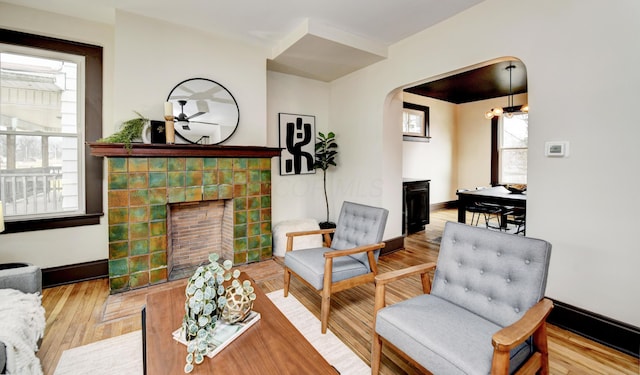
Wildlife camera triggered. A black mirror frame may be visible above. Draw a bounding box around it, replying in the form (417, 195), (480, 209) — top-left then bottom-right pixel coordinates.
(166, 78), (240, 145)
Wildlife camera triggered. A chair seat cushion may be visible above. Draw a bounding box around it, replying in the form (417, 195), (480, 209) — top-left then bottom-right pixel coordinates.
(376, 294), (532, 375)
(284, 248), (369, 290)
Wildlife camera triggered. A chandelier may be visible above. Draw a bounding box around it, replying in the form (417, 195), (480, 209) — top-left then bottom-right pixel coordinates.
(485, 63), (528, 119)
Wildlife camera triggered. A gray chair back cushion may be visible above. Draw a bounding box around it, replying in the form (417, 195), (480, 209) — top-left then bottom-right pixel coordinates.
(431, 222), (551, 327)
(331, 201), (389, 266)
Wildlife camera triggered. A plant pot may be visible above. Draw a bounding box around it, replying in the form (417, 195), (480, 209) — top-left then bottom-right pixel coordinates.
(319, 221), (336, 242)
(319, 221), (336, 230)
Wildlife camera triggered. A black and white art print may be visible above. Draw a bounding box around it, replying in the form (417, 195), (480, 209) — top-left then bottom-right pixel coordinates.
(279, 113), (315, 175)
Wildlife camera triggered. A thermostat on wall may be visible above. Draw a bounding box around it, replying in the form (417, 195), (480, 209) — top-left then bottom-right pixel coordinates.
(545, 141), (569, 157)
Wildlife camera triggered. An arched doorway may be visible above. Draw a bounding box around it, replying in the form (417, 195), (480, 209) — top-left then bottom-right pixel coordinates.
(396, 57), (528, 207)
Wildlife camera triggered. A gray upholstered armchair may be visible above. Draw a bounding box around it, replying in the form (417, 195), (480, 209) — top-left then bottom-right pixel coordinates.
(372, 221), (553, 375)
(284, 201), (389, 334)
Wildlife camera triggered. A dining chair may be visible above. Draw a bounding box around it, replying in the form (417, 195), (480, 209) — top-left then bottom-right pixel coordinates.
(457, 189), (503, 229)
(504, 207), (526, 235)
(372, 221), (553, 374)
(283, 201), (389, 333)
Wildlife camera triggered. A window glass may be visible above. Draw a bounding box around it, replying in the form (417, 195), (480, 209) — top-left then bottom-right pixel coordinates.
(403, 108), (424, 135)
(0, 48), (84, 220)
(499, 113), (528, 184)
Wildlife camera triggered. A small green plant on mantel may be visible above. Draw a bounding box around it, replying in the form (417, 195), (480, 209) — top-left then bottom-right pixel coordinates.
(97, 111), (148, 150)
(314, 131), (338, 228)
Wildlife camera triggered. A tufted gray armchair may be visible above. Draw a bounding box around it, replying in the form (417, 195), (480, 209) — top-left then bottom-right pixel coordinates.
(372, 221), (553, 375)
(284, 201), (389, 333)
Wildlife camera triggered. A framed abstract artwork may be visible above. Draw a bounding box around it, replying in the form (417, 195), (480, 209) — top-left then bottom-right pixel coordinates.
(279, 113), (316, 175)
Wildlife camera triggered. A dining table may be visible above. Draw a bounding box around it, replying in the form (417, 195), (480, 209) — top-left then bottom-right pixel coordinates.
(456, 186), (526, 227)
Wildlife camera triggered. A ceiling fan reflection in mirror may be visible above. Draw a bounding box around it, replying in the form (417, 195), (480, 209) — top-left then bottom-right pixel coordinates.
(175, 99), (217, 131)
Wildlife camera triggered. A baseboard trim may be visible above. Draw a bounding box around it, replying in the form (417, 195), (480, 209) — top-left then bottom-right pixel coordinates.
(381, 236), (404, 256)
(547, 298), (639, 358)
(42, 259), (108, 288)
(430, 200), (457, 210)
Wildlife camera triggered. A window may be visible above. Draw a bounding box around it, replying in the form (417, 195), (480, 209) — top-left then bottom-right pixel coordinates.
(0, 29), (103, 232)
(402, 102), (430, 142)
(403, 108), (424, 134)
(499, 113), (528, 184)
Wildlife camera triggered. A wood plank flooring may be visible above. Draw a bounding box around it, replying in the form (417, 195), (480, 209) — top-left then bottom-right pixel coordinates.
(37, 208), (639, 375)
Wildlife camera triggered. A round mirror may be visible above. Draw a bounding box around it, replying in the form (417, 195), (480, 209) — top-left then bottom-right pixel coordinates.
(167, 78), (239, 144)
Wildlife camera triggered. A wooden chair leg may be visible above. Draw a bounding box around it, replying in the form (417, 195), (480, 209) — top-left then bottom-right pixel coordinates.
(535, 322), (550, 375)
(490, 350), (510, 375)
(320, 290), (331, 334)
(371, 332), (382, 374)
(283, 267), (291, 297)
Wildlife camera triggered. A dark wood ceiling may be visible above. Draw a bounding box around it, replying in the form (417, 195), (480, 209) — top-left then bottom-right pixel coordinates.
(404, 60), (527, 104)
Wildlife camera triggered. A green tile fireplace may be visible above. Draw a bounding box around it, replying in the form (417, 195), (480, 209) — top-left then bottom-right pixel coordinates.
(91, 144), (281, 293)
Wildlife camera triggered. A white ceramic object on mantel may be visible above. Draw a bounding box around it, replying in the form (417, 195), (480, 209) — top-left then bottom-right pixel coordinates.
(141, 122), (152, 144)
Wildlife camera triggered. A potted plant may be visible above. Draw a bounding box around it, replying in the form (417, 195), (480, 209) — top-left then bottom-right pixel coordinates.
(181, 253), (256, 373)
(97, 111), (148, 149)
(314, 131), (338, 229)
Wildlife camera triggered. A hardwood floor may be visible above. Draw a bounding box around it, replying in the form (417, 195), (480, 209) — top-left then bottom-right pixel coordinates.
(38, 209), (639, 374)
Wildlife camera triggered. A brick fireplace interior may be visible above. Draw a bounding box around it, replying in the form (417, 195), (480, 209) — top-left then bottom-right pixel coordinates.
(167, 200), (232, 281)
(97, 146), (279, 294)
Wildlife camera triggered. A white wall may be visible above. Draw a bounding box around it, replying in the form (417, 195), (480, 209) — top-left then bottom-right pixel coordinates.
(328, 0), (640, 326)
(266, 71), (331, 225)
(112, 11), (268, 146)
(456, 92), (528, 190)
(402, 92), (457, 204)
(0, 5), (270, 268)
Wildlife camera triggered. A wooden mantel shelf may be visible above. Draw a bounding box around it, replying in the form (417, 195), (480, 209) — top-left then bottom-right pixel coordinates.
(88, 142), (282, 158)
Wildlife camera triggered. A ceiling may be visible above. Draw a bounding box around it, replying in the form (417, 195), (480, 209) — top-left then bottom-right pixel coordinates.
(2, 0), (486, 81)
(404, 60), (528, 104)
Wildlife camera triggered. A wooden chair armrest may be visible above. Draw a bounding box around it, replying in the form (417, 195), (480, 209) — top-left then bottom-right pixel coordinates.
(323, 242), (385, 259)
(285, 228), (335, 238)
(375, 263), (437, 286)
(492, 298), (554, 351)
(373, 263), (437, 318)
(285, 228), (335, 252)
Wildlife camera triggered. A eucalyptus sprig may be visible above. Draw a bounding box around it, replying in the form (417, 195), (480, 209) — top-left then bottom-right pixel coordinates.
(97, 111), (148, 149)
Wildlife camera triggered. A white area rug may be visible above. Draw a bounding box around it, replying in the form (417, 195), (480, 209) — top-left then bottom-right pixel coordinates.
(53, 331), (142, 375)
(54, 291), (369, 375)
(266, 290), (370, 375)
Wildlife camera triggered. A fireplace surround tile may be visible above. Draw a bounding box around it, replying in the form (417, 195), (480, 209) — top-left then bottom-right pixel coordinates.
(106, 155), (275, 293)
(109, 173), (128, 189)
(130, 239), (149, 255)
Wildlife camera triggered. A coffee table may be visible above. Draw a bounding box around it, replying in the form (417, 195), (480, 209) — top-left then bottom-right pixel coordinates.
(143, 275), (338, 374)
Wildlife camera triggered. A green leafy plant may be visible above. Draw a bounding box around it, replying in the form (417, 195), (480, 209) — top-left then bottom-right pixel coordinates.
(182, 253), (256, 373)
(97, 111), (148, 149)
(313, 131), (338, 225)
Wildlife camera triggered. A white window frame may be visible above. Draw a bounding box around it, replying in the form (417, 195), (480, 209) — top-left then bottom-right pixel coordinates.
(498, 112), (528, 185)
(0, 28), (103, 233)
(1, 45), (86, 220)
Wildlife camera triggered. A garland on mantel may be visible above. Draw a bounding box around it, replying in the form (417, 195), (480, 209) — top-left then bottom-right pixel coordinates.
(97, 111), (148, 149)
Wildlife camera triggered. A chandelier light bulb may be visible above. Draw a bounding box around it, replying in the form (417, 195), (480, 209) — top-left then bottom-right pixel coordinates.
(485, 62), (527, 119)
